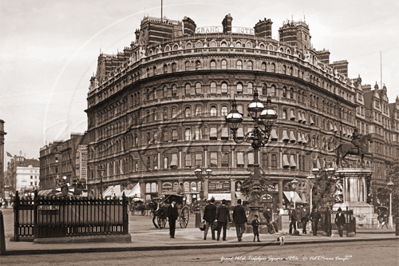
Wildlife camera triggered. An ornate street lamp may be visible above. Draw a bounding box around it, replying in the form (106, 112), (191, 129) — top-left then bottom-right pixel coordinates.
(226, 88), (277, 222)
(387, 180), (394, 229)
(194, 168), (212, 201)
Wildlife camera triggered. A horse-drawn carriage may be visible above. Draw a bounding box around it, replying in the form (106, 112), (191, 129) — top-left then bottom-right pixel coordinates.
(153, 192), (190, 229)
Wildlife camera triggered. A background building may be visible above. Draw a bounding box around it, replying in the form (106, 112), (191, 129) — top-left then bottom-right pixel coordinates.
(39, 133), (89, 190)
(84, 14), (398, 211)
(5, 154), (40, 195)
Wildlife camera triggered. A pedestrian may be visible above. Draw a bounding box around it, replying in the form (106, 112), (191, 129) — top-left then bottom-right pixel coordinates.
(203, 197), (217, 240)
(310, 206), (321, 236)
(263, 207), (272, 233)
(233, 199), (247, 242)
(301, 205), (310, 234)
(289, 205), (297, 235)
(216, 199), (230, 241)
(151, 199), (159, 229)
(335, 207), (346, 237)
(167, 199), (179, 238)
(251, 214), (261, 242)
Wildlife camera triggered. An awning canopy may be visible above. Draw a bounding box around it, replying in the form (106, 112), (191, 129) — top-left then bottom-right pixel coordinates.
(208, 193), (231, 201)
(38, 189), (54, 196)
(122, 182), (141, 197)
(103, 185), (121, 198)
(283, 191), (306, 203)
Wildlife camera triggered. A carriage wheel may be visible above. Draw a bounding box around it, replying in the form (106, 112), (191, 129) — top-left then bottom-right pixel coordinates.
(179, 206), (189, 228)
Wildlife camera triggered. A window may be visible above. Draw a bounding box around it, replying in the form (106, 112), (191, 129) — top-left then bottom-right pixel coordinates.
(248, 152), (254, 166)
(261, 62), (266, 71)
(163, 64), (168, 74)
(210, 152), (218, 167)
(163, 130), (169, 142)
(185, 128), (191, 140)
(185, 107), (191, 117)
(185, 61), (190, 71)
(172, 63), (177, 72)
(282, 110), (287, 120)
(221, 106), (228, 116)
(237, 60), (242, 70)
(210, 60), (216, 69)
(163, 109), (168, 120)
(172, 84), (177, 97)
(221, 126), (228, 140)
(221, 60), (227, 69)
(195, 127), (201, 140)
(195, 153), (202, 167)
(172, 108), (177, 118)
(172, 129), (178, 141)
(290, 88), (294, 99)
(185, 84), (191, 95)
(210, 126), (217, 140)
(221, 83), (228, 94)
(196, 61), (201, 70)
(237, 83), (243, 94)
(270, 63), (275, 72)
(269, 85), (276, 97)
(271, 154), (277, 168)
(222, 153), (229, 167)
(185, 153), (191, 167)
(195, 106), (201, 116)
(247, 83), (253, 95)
(262, 153), (268, 168)
(210, 106), (217, 117)
(195, 83), (202, 94)
(282, 87), (287, 98)
(210, 82), (217, 94)
(262, 85), (267, 96)
(163, 157), (168, 169)
(153, 110), (157, 121)
(247, 61), (253, 70)
(237, 152), (244, 167)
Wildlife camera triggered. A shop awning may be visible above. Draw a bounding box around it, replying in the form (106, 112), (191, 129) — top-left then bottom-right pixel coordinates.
(290, 131), (296, 142)
(208, 193), (231, 201)
(282, 130), (289, 141)
(283, 191), (306, 203)
(103, 185), (121, 198)
(122, 182), (141, 197)
(38, 189), (54, 196)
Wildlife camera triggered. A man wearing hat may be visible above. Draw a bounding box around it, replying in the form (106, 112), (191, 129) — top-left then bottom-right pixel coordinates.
(310, 206), (321, 236)
(216, 199), (230, 241)
(203, 197), (217, 240)
(335, 208), (346, 237)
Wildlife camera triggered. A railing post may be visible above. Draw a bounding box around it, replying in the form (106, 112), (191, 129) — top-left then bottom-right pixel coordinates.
(33, 190), (38, 239)
(13, 191), (20, 241)
(0, 211), (6, 255)
(122, 192), (128, 234)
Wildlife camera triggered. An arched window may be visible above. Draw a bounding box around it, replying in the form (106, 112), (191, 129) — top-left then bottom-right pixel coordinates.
(261, 62), (266, 71)
(185, 84), (191, 95)
(247, 61), (253, 70)
(185, 107), (191, 118)
(221, 106), (228, 116)
(210, 106), (217, 117)
(290, 88), (294, 99)
(153, 110), (157, 121)
(172, 63), (177, 72)
(195, 83), (202, 94)
(163, 64), (168, 74)
(172, 108), (177, 119)
(210, 82), (217, 94)
(185, 61), (190, 71)
(270, 63), (275, 72)
(195, 106), (201, 116)
(210, 60), (216, 69)
(282, 87), (287, 98)
(282, 109), (287, 120)
(196, 61), (201, 70)
(237, 60), (242, 70)
(186, 43), (192, 49)
(163, 109), (168, 120)
(236, 83), (243, 94)
(221, 41), (227, 47)
(247, 83), (253, 95)
(221, 83), (228, 94)
(172, 84), (177, 97)
(221, 60), (227, 69)
(269, 85), (276, 97)
(210, 41), (217, 47)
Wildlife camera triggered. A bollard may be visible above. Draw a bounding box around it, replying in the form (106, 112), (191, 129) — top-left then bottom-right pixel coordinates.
(0, 210), (6, 255)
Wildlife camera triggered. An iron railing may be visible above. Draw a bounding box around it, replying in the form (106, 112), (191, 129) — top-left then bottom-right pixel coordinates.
(13, 191), (128, 240)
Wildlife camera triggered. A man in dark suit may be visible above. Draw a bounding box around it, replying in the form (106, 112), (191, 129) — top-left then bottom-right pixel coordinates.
(203, 197), (217, 240)
(216, 199), (231, 241)
(289, 206), (297, 235)
(167, 199), (179, 238)
(263, 207), (272, 234)
(301, 206), (310, 234)
(310, 206), (321, 236)
(335, 208), (346, 237)
(233, 199), (247, 242)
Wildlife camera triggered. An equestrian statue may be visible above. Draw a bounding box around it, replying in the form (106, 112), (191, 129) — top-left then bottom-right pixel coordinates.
(335, 129), (373, 168)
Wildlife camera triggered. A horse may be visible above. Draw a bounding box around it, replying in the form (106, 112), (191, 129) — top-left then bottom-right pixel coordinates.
(335, 134), (373, 168)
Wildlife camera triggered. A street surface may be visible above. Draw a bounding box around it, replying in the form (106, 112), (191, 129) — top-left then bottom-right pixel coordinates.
(1, 240), (398, 266)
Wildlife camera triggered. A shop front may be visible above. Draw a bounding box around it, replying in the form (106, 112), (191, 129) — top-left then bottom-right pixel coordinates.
(208, 180), (231, 202)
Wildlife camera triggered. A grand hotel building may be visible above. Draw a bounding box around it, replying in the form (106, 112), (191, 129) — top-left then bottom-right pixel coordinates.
(85, 14), (399, 208)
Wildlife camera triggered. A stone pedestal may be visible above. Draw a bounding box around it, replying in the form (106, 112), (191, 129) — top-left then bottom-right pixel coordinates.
(333, 168), (378, 228)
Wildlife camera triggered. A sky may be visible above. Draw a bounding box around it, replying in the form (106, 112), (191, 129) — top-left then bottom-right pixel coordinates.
(1, 0), (398, 169)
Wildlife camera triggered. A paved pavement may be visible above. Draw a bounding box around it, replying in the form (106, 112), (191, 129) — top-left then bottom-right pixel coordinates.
(1, 208), (398, 255)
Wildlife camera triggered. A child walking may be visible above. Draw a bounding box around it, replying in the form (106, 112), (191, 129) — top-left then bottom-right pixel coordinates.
(252, 214), (261, 242)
